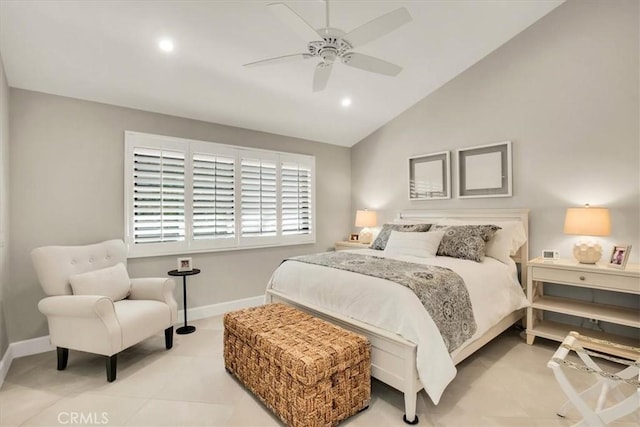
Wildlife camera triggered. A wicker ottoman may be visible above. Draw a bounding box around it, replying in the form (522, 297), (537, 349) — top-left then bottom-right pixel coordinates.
(224, 303), (371, 427)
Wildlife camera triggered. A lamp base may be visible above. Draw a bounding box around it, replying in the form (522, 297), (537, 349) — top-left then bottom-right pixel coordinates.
(573, 240), (603, 264)
(359, 228), (373, 244)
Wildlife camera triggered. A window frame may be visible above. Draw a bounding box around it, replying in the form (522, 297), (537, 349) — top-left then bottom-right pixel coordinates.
(124, 131), (316, 258)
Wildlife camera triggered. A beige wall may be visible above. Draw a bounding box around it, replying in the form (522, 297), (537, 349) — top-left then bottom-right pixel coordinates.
(352, 0), (639, 262)
(8, 90), (351, 342)
(351, 0), (639, 337)
(0, 53), (9, 355)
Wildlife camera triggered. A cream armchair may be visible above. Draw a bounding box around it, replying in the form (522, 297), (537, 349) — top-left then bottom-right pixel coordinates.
(31, 239), (177, 382)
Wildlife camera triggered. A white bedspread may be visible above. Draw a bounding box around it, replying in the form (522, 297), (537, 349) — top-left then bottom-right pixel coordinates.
(266, 249), (527, 404)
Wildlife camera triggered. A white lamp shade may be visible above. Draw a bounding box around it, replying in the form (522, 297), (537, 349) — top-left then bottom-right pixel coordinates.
(563, 207), (611, 236)
(355, 210), (377, 228)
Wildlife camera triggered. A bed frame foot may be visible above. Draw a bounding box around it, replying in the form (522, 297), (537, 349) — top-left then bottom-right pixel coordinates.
(403, 414), (419, 424)
(403, 388), (418, 425)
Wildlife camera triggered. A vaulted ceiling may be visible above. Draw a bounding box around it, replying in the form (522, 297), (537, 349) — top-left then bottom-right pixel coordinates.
(0, 0), (563, 146)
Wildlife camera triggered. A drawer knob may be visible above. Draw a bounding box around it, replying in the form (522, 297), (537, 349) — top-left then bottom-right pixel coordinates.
(579, 276), (586, 281)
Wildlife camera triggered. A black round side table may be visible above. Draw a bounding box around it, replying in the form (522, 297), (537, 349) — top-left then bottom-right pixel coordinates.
(168, 268), (201, 335)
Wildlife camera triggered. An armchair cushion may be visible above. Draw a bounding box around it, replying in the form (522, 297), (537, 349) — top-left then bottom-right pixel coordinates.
(69, 263), (131, 301)
(115, 300), (174, 349)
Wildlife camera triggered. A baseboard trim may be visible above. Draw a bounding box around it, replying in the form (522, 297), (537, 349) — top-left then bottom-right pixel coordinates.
(0, 345), (12, 387)
(0, 295), (264, 388)
(177, 295), (264, 322)
(0, 335), (55, 387)
(10, 335), (55, 358)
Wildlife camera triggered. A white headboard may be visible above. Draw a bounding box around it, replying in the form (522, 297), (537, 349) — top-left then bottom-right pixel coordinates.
(397, 208), (530, 286)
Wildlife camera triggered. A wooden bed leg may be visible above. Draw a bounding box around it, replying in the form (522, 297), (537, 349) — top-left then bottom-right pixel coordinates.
(402, 390), (419, 424)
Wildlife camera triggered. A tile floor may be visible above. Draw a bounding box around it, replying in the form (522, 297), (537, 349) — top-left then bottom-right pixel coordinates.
(0, 315), (637, 426)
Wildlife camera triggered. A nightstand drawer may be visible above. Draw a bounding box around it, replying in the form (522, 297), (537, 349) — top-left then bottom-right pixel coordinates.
(531, 266), (639, 294)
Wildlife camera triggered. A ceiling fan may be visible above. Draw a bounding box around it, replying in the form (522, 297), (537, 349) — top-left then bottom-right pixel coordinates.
(244, 1), (412, 92)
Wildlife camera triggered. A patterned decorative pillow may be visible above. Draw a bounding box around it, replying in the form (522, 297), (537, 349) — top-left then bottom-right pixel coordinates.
(431, 225), (501, 262)
(370, 223), (432, 250)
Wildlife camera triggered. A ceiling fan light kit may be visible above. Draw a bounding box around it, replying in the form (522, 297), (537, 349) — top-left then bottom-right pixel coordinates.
(244, 1), (412, 92)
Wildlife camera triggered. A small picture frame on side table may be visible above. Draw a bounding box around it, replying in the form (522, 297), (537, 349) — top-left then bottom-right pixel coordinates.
(349, 233), (359, 241)
(177, 257), (193, 272)
(608, 244), (631, 269)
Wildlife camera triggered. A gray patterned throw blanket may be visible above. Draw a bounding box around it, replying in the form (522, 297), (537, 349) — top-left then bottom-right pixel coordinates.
(287, 252), (477, 353)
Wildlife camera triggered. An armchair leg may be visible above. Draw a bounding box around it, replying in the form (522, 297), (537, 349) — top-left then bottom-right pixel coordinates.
(57, 347), (68, 371)
(106, 354), (117, 382)
(165, 327), (174, 349)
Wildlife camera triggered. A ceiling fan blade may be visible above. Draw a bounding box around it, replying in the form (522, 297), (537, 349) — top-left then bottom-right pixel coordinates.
(313, 62), (333, 92)
(244, 53), (312, 67)
(343, 7), (412, 48)
(268, 3), (324, 42)
(341, 53), (402, 76)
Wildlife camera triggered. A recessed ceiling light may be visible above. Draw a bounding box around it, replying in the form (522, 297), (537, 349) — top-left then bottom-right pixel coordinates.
(158, 39), (175, 53)
(341, 97), (352, 107)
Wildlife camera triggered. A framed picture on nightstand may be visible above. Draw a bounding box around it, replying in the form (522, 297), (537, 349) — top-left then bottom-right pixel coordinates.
(609, 244), (632, 269)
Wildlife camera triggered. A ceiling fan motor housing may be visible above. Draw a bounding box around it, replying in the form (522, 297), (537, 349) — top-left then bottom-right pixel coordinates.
(308, 31), (352, 64)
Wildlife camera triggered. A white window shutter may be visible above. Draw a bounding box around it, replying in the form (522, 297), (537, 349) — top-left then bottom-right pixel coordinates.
(192, 153), (235, 240)
(281, 161), (312, 236)
(132, 147), (185, 244)
(241, 157), (277, 237)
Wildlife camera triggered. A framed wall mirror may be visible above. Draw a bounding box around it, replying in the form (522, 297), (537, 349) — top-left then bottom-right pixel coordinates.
(409, 151), (451, 200)
(457, 141), (512, 198)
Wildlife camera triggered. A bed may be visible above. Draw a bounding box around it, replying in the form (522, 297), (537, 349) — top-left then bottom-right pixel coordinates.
(265, 209), (529, 424)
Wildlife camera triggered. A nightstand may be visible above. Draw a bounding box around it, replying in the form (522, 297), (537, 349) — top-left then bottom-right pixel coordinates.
(335, 241), (370, 251)
(526, 257), (639, 347)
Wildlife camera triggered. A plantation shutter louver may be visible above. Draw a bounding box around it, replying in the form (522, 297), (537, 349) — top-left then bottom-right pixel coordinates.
(192, 153), (235, 240)
(133, 147), (185, 244)
(281, 161), (312, 235)
(241, 158), (277, 237)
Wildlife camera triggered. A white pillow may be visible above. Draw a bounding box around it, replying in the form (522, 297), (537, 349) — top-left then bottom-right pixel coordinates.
(436, 219), (527, 264)
(384, 230), (445, 258)
(69, 263), (131, 301)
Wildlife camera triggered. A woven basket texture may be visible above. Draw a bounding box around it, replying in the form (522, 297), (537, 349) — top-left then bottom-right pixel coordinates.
(224, 303), (371, 427)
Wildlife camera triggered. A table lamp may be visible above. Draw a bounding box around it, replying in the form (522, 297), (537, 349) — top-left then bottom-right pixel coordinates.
(563, 204), (611, 264)
(355, 210), (377, 244)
